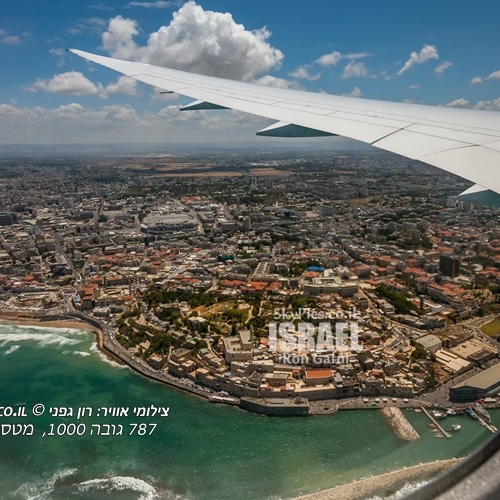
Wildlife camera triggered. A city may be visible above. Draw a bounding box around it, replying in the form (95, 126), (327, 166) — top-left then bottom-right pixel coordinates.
(1, 149), (499, 420)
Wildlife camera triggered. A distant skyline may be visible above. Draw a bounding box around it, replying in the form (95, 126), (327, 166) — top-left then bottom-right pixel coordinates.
(2, 0), (500, 146)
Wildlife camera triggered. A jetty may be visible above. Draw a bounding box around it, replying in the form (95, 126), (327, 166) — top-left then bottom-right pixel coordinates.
(470, 407), (498, 434)
(421, 407), (451, 438)
(381, 407), (420, 441)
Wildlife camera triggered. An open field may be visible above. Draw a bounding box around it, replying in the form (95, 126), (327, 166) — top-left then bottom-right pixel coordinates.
(481, 318), (500, 336)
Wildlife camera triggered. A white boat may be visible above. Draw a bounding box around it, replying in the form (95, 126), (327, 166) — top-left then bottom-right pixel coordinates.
(474, 403), (491, 424)
(432, 410), (447, 420)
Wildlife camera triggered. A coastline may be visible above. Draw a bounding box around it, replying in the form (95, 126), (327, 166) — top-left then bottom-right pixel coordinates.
(0, 311), (213, 400)
(293, 458), (463, 500)
(0, 312), (100, 333)
(0, 311), (109, 360)
(0, 314), (474, 498)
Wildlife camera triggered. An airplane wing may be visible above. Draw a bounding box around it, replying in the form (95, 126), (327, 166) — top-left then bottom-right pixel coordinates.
(68, 49), (500, 206)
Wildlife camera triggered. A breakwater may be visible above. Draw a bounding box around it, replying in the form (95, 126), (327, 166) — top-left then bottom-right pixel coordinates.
(382, 406), (420, 441)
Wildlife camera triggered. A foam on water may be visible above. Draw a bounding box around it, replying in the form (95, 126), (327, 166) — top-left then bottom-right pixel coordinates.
(89, 342), (126, 369)
(367, 479), (430, 500)
(0, 322), (94, 349)
(15, 468), (77, 500)
(0, 332), (82, 348)
(0, 323), (91, 335)
(77, 475), (158, 500)
(3, 344), (20, 355)
(62, 349), (91, 357)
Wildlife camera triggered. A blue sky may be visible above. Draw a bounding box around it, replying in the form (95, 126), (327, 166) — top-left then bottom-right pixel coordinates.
(2, 0), (500, 145)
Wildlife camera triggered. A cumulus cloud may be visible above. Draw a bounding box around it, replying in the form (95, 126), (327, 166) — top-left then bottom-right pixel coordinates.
(435, 60), (452, 77)
(289, 66), (321, 81)
(342, 87), (363, 97)
(254, 75), (302, 89)
(474, 98), (500, 111)
(101, 1), (283, 81)
(27, 72), (106, 97)
(0, 102), (271, 144)
(105, 76), (139, 95)
(397, 44), (439, 75)
(470, 70), (500, 85)
(341, 61), (369, 79)
(101, 16), (140, 60)
(408, 84), (419, 90)
(442, 97), (500, 110)
(315, 51), (342, 67)
(27, 72), (138, 98)
(315, 50), (370, 67)
(444, 98), (470, 108)
(487, 70), (500, 80)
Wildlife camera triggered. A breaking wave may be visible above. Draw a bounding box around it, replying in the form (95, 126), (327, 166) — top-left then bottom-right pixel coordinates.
(0, 332), (82, 348)
(77, 475), (158, 500)
(62, 349), (91, 357)
(15, 468), (77, 499)
(368, 479), (430, 499)
(3, 344), (20, 355)
(89, 342), (126, 369)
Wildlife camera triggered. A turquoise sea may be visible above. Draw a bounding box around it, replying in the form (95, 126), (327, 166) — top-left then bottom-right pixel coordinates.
(0, 323), (498, 500)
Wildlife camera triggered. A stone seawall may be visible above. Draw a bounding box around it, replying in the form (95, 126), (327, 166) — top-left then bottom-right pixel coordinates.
(381, 406), (420, 441)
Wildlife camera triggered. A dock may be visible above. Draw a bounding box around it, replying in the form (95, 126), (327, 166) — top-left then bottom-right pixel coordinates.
(421, 407), (452, 438)
(471, 407), (498, 434)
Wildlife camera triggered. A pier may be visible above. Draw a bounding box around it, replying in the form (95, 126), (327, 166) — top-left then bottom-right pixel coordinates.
(421, 407), (452, 438)
(471, 408), (498, 434)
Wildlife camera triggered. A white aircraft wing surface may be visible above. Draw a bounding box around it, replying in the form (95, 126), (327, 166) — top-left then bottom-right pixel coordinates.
(69, 49), (500, 205)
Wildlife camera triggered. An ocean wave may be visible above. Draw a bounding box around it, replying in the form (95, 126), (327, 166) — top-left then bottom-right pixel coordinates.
(3, 344), (20, 355)
(367, 479), (430, 500)
(0, 323), (91, 335)
(78, 475), (158, 500)
(89, 342), (126, 369)
(62, 349), (91, 357)
(0, 332), (82, 348)
(15, 467), (77, 499)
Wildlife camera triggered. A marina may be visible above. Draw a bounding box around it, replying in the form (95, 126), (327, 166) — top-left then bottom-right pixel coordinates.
(469, 404), (498, 434)
(421, 407), (452, 439)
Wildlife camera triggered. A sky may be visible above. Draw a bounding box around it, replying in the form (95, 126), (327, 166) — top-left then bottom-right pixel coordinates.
(2, 0), (500, 147)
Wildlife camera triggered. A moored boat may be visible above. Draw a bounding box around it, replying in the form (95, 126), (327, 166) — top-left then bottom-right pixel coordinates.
(466, 407), (478, 420)
(474, 403), (491, 424)
(432, 410), (447, 420)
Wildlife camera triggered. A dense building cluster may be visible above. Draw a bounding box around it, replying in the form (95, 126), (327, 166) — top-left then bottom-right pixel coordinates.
(0, 150), (499, 404)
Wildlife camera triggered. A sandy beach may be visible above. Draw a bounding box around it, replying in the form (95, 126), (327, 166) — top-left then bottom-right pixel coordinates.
(294, 458), (462, 500)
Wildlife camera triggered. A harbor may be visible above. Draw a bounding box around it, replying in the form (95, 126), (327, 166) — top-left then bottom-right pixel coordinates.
(421, 406), (452, 438)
